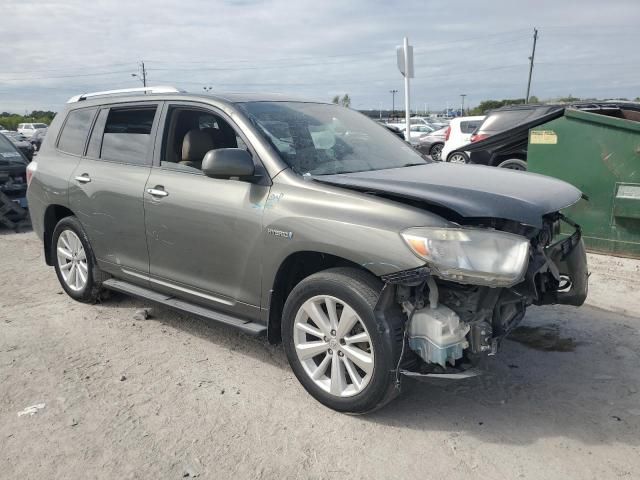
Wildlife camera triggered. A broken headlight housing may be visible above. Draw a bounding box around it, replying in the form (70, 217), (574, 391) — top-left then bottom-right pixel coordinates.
(401, 227), (530, 287)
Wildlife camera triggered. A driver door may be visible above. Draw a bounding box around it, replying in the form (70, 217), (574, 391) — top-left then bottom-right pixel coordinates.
(143, 103), (270, 318)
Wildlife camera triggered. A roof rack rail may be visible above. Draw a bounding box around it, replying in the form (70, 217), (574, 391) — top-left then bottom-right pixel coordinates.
(67, 86), (184, 103)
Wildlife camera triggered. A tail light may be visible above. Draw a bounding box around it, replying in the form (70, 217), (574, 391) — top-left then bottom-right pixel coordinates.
(471, 133), (489, 143)
(444, 126), (451, 141)
(26, 161), (37, 186)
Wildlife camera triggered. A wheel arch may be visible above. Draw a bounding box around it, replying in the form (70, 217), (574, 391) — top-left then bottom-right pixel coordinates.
(43, 204), (75, 265)
(266, 251), (378, 344)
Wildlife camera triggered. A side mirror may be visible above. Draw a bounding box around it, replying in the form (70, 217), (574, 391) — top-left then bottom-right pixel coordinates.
(201, 148), (255, 179)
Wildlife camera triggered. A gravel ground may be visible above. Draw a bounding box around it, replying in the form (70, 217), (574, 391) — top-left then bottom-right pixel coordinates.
(1, 230), (639, 479)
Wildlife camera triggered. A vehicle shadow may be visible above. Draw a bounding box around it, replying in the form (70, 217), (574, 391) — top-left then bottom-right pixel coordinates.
(365, 305), (640, 446)
(99, 293), (639, 446)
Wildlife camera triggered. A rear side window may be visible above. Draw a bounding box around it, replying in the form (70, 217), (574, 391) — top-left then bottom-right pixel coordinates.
(57, 108), (97, 155)
(478, 109), (554, 134)
(100, 107), (157, 164)
(460, 120), (483, 134)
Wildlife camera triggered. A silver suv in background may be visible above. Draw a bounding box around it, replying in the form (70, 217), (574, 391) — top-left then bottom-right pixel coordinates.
(27, 87), (588, 413)
(17, 122), (49, 138)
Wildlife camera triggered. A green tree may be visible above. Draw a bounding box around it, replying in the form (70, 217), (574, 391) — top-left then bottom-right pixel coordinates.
(0, 110), (56, 130)
(331, 95), (340, 104)
(528, 95), (540, 103)
(340, 94), (351, 108)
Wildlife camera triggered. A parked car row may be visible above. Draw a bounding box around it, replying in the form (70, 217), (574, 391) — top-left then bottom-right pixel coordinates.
(434, 102), (640, 171)
(0, 132), (29, 211)
(0, 125), (47, 162)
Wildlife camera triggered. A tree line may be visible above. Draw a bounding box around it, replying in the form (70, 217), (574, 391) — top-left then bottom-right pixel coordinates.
(0, 111), (56, 130)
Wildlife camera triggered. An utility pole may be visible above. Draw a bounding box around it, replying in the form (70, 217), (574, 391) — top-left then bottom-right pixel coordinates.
(460, 94), (466, 116)
(131, 60), (147, 87)
(526, 28), (538, 103)
(390, 89), (398, 118)
(141, 61), (147, 87)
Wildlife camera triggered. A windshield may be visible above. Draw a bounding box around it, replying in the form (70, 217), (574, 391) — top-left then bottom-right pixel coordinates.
(239, 101), (428, 175)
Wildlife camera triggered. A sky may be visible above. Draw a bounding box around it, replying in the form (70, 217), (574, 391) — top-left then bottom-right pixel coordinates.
(1, 0), (639, 113)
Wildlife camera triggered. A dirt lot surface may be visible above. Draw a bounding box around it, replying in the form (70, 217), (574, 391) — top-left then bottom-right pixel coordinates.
(1, 231), (639, 479)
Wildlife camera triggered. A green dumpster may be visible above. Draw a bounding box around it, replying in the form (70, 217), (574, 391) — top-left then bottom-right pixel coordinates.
(528, 107), (640, 258)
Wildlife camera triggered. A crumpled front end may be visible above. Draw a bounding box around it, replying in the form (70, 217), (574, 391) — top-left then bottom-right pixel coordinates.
(381, 215), (589, 378)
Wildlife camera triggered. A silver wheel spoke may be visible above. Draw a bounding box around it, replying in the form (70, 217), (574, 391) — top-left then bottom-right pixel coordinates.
(295, 322), (324, 339)
(69, 263), (77, 288)
(342, 345), (373, 375)
(343, 356), (363, 391)
(76, 263), (87, 283)
(325, 297), (339, 331)
(304, 301), (331, 336)
(330, 355), (346, 395)
(311, 353), (331, 380)
(57, 247), (73, 260)
(344, 332), (369, 345)
(60, 233), (72, 252)
(60, 261), (73, 271)
(296, 340), (329, 360)
(336, 304), (359, 339)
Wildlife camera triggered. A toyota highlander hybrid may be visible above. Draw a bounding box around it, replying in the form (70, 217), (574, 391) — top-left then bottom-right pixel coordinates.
(27, 87), (588, 413)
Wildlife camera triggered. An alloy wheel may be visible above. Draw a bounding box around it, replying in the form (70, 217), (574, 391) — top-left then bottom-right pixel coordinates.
(56, 230), (88, 291)
(293, 295), (374, 397)
(448, 152), (468, 164)
(430, 143), (443, 161)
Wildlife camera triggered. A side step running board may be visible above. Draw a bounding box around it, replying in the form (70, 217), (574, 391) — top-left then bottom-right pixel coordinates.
(102, 278), (267, 336)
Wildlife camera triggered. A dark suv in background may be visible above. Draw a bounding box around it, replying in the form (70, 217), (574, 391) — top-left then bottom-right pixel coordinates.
(27, 87), (588, 413)
(463, 102), (640, 170)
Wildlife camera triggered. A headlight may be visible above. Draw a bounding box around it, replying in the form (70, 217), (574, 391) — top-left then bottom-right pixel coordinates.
(401, 227), (530, 287)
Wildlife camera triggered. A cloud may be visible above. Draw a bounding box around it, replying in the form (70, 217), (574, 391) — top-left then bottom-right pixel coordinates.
(1, 0), (639, 111)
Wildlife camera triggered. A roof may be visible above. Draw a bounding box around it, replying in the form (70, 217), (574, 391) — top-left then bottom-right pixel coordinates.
(66, 86), (329, 107)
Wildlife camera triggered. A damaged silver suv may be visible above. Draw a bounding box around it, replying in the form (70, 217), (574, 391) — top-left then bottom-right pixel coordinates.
(27, 87), (588, 413)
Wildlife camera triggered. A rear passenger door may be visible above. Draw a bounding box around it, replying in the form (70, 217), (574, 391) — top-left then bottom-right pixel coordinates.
(68, 102), (161, 280)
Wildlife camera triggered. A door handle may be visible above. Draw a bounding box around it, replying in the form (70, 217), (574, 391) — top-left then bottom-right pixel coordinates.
(75, 174), (91, 184)
(146, 187), (169, 198)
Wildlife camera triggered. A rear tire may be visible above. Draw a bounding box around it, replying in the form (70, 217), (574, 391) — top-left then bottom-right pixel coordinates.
(447, 151), (469, 164)
(429, 143), (444, 161)
(282, 267), (404, 414)
(497, 158), (527, 170)
(52, 216), (105, 303)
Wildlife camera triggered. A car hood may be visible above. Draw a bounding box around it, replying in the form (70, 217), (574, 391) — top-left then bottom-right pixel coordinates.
(315, 163), (582, 228)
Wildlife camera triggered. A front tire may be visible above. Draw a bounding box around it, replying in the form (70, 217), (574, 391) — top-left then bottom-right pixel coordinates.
(52, 216), (104, 303)
(282, 267), (403, 413)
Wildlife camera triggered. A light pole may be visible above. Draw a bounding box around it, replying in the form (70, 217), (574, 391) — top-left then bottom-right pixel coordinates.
(460, 94), (466, 116)
(390, 89), (398, 118)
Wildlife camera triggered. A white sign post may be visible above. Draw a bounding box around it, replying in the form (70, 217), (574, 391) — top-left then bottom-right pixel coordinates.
(396, 37), (414, 142)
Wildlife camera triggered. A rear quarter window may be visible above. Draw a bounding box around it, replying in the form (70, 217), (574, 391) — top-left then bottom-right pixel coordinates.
(57, 108), (97, 155)
(460, 120), (483, 134)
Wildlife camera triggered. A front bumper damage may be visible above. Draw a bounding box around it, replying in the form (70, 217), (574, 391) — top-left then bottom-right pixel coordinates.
(380, 218), (589, 380)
